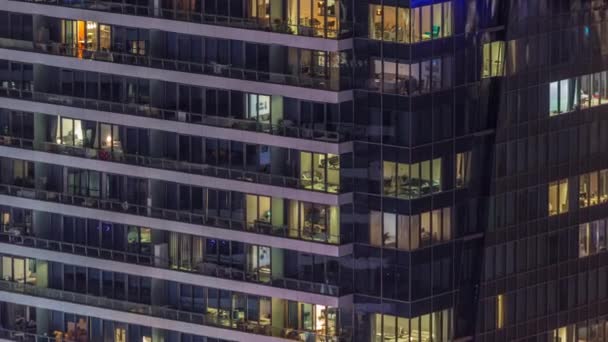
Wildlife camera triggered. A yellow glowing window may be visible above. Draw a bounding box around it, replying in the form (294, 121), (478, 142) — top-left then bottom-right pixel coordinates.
(496, 294), (505, 329)
(482, 41), (505, 78)
(548, 179), (569, 216)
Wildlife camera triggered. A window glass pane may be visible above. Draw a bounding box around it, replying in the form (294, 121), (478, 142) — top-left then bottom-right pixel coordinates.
(559, 79), (573, 113)
(592, 73), (602, 107)
(431, 209), (441, 242)
(397, 214), (410, 250)
(397, 8), (410, 43)
(300, 152), (312, 188)
(600, 71), (608, 104)
(579, 223), (590, 258)
(549, 182), (558, 215)
(411, 8), (420, 42)
(559, 179), (569, 214)
(383, 6), (397, 42)
(432, 158), (442, 192)
(590, 171), (599, 206)
(442, 208), (451, 241)
(384, 161), (397, 196)
(327, 154), (340, 193)
(370, 211), (382, 246)
(580, 74), (591, 109)
(383, 314), (396, 339)
(580, 174), (590, 208)
(600, 170), (608, 203)
(432, 4), (442, 38)
(384, 213), (396, 247)
(61, 118), (73, 145)
(369, 5), (383, 41)
(411, 214), (420, 249)
(420, 212), (431, 247)
(100, 25), (111, 51)
(420, 6), (431, 41)
(443, 2), (452, 37)
(550, 81), (559, 115)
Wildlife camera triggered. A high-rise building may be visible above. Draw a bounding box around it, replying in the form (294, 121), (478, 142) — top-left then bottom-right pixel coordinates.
(0, 0), (605, 341)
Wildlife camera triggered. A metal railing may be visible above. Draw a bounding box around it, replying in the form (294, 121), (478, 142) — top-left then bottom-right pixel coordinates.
(10, 0), (353, 40)
(0, 39), (349, 92)
(0, 280), (335, 341)
(0, 86), (363, 143)
(0, 328), (68, 342)
(0, 230), (341, 296)
(0, 184), (343, 244)
(0, 135), (342, 194)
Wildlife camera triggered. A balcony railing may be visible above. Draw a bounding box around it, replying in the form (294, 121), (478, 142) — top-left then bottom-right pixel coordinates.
(0, 328), (69, 342)
(0, 230), (342, 296)
(9, 0), (353, 40)
(0, 86), (363, 143)
(0, 135), (341, 194)
(0, 184), (344, 244)
(0, 280), (334, 341)
(0, 39), (349, 91)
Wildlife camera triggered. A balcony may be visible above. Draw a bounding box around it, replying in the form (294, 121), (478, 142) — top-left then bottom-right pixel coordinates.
(0, 39), (350, 92)
(0, 86), (362, 145)
(0, 135), (344, 195)
(0, 183), (347, 247)
(0, 280), (334, 341)
(0, 230), (343, 297)
(6, 0), (353, 41)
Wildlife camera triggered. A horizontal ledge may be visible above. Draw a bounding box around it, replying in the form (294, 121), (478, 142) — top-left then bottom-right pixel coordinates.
(0, 48), (353, 103)
(0, 194), (354, 257)
(0, 97), (353, 155)
(0, 144), (345, 206)
(0, 242), (344, 306)
(0, 290), (291, 342)
(2, 0), (353, 52)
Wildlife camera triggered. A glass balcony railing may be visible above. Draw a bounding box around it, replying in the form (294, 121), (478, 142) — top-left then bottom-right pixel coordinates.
(0, 328), (61, 342)
(0, 280), (333, 341)
(0, 39), (350, 91)
(0, 230), (342, 296)
(0, 135), (341, 194)
(0, 86), (363, 143)
(0, 184), (345, 245)
(9, 0), (353, 40)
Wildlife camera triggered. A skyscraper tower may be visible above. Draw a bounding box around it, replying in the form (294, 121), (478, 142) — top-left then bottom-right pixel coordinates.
(0, 1), (604, 341)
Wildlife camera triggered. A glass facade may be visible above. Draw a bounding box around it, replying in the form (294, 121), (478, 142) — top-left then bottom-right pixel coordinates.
(0, 0), (606, 341)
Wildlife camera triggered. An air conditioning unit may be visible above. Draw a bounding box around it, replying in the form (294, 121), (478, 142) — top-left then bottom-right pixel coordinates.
(177, 111), (187, 122)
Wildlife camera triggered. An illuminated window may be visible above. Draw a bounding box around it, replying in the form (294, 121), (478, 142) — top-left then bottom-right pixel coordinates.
(288, 200), (340, 243)
(578, 219), (607, 258)
(300, 151), (340, 193)
(496, 294), (505, 329)
(55, 116), (84, 147)
(456, 151), (472, 188)
(482, 41), (505, 78)
(383, 158), (442, 199)
(370, 309), (451, 341)
(551, 325), (575, 342)
(371, 56), (452, 95)
(548, 179), (568, 216)
(370, 207), (451, 250)
(549, 79), (578, 116)
(548, 70), (608, 116)
(114, 328), (126, 342)
(579, 169), (608, 208)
